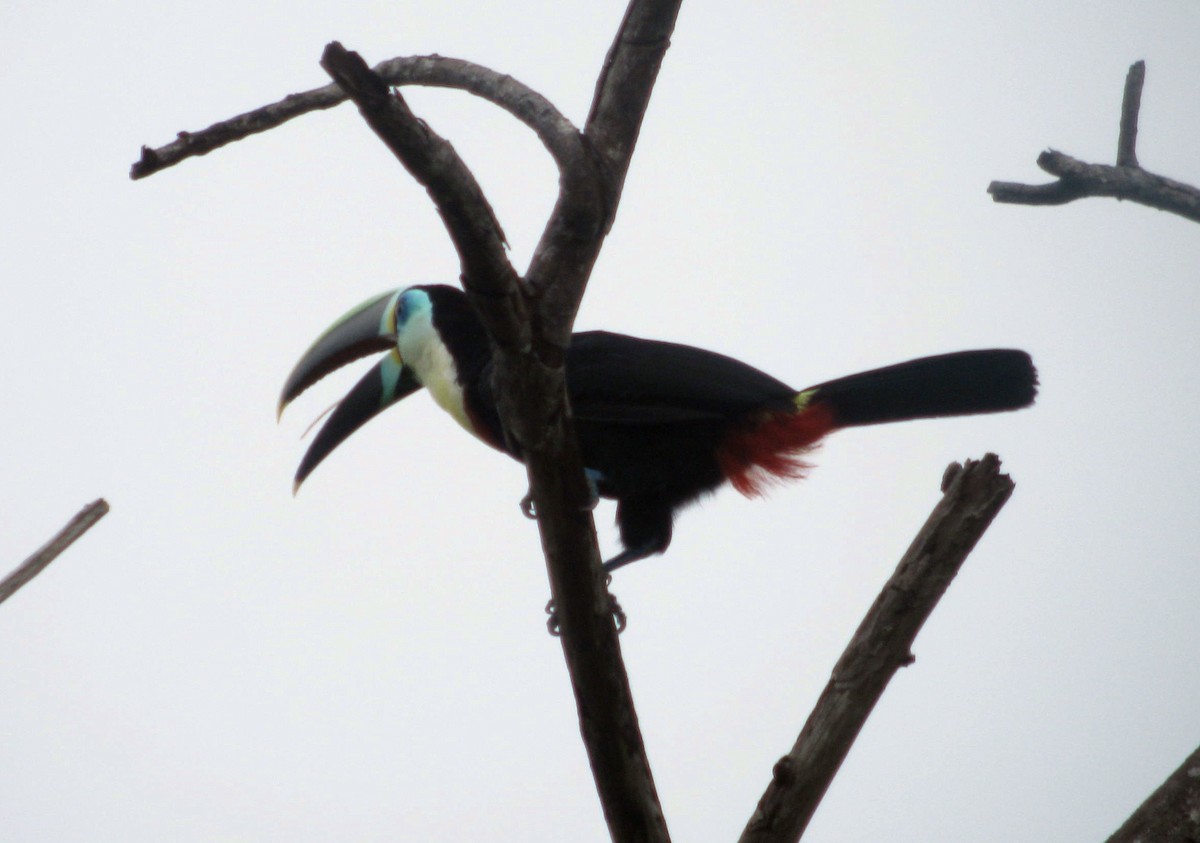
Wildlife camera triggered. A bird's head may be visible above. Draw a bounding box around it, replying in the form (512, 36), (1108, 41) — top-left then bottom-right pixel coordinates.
(278, 285), (459, 492)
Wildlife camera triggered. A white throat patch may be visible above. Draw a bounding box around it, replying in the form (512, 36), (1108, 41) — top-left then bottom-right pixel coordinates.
(397, 305), (476, 437)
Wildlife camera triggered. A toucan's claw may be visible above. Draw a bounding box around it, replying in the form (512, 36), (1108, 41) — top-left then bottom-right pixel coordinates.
(545, 576), (626, 637)
(520, 492), (537, 520)
(521, 471), (599, 520)
(611, 591), (627, 634)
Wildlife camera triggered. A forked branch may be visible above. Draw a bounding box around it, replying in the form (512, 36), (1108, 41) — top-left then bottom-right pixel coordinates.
(988, 61), (1200, 222)
(314, 2), (683, 837)
(131, 55), (585, 182)
(131, 8), (1026, 843)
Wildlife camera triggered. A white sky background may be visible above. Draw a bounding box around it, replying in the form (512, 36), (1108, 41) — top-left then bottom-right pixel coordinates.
(3, 1), (1199, 840)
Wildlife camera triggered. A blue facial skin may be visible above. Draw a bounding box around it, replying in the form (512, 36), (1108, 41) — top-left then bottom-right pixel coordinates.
(393, 288), (432, 332)
(378, 288), (435, 406)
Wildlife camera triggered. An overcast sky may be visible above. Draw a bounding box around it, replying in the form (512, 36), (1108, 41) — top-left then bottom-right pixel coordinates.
(3, 2), (1199, 841)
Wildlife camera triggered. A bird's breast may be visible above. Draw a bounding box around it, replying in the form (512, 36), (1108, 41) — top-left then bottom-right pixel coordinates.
(411, 340), (485, 443)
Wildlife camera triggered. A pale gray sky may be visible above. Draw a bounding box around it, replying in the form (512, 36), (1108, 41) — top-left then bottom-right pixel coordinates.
(3, 2), (1199, 841)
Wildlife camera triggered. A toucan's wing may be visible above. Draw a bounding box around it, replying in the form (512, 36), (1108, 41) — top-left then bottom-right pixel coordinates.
(564, 331), (796, 425)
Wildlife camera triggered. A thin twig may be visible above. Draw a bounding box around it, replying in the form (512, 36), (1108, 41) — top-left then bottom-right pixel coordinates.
(131, 55), (583, 181)
(739, 456), (1015, 843)
(0, 500), (110, 606)
(1116, 60), (1145, 168)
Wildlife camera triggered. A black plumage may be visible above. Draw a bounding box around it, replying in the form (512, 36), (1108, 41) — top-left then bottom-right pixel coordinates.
(282, 285), (1038, 570)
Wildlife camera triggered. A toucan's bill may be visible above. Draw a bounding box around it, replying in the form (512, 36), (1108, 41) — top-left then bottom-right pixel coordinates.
(278, 290), (421, 491)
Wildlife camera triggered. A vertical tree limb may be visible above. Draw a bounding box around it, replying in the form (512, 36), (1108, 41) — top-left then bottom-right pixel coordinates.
(1115, 60), (1145, 168)
(739, 455), (1015, 843)
(527, 0), (684, 340)
(318, 3), (682, 834)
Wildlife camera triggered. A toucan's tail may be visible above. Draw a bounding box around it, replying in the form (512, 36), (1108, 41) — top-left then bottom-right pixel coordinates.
(805, 349), (1038, 427)
(717, 349), (1037, 497)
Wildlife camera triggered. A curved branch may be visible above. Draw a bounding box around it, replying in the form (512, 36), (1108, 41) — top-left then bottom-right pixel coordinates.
(988, 61), (1200, 223)
(131, 55), (584, 181)
(136, 6), (682, 838)
(319, 44), (524, 343)
(739, 455), (1015, 843)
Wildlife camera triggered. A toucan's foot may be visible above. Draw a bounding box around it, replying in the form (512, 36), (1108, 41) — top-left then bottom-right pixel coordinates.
(522, 471), (601, 519)
(545, 575), (625, 636)
(610, 588), (627, 633)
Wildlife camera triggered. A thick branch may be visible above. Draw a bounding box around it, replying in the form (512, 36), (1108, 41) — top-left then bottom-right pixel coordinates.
(521, 0), (685, 345)
(322, 33), (670, 843)
(131, 55), (584, 181)
(515, 5), (685, 842)
(142, 11), (680, 837)
(584, 0), (684, 220)
(988, 61), (1200, 223)
(739, 455), (1015, 843)
(1, 500), (110, 606)
(1105, 744), (1200, 843)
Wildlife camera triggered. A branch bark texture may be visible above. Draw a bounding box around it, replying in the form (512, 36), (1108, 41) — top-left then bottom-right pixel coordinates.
(1, 499), (110, 607)
(988, 61), (1200, 223)
(739, 455), (1015, 843)
(1105, 744), (1200, 843)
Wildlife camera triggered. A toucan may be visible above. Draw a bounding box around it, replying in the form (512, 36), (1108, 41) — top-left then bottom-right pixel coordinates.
(279, 285), (1037, 571)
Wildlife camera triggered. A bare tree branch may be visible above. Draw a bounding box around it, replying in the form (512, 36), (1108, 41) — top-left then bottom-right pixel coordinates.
(131, 55), (583, 181)
(1, 499), (110, 607)
(319, 44), (525, 344)
(519, 6), (682, 842)
(584, 0), (682, 220)
(988, 61), (1200, 223)
(989, 150), (1200, 222)
(524, 0), (683, 353)
(1116, 60), (1145, 167)
(739, 455), (1015, 843)
(319, 7), (679, 835)
(1105, 744), (1200, 843)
